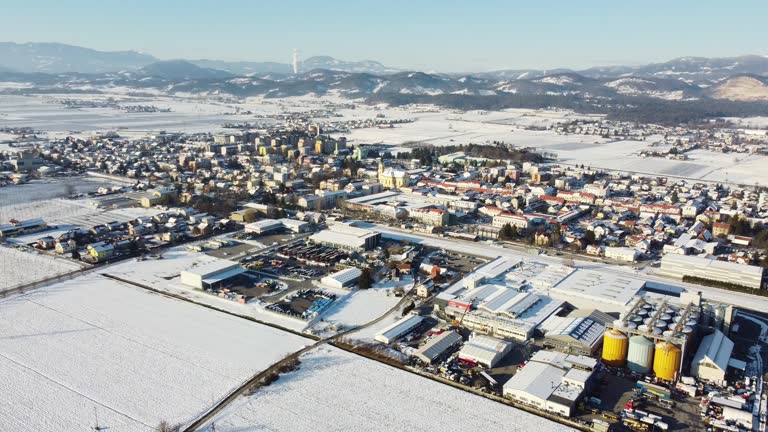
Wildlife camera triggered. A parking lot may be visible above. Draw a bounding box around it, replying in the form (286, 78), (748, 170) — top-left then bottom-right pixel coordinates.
(582, 370), (704, 431)
(276, 242), (349, 266)
(267, 289), (338, 320)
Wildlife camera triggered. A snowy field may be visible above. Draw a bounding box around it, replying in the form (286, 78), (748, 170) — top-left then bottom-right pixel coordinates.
(0, 177), (118, 206)
(319, 286), (401, 330)
(0, 246), (81, 291)
(0, 273), (309, 432)
(0, 178), (161, 228)
(201, 345), (575, 432)
(0, 94), (252, 134)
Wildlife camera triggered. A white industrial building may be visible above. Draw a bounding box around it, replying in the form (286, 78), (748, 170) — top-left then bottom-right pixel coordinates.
(320, 267), (363, 289)
(458, 335), (512, 368)
(691, 329), (738, 386)
(309, 224), (381, 251)
(657, 254), (764, 290)
(503, 350), (596, 417)
(244, 218), (309, 234)
(549, 270), (646, 313)
(180, 260), (246, 289)
(414, 331), (463, 364)
(375, 315), (424, 344)
(434, 257), (563, 342)
(244, 219), (283, 234)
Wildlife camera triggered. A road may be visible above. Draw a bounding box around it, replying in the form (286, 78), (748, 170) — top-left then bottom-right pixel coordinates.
(367, 223), (768, 313)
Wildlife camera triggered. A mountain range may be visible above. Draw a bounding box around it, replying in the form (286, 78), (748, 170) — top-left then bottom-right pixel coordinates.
(0, 42), (767, 103)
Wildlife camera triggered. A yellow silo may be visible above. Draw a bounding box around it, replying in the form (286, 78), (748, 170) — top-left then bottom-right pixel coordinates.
(602, 329), (628, 367)
(653, 342), (682, 381)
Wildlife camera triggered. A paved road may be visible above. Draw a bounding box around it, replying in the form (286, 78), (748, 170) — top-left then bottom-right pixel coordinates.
(369, 223), (768, 313)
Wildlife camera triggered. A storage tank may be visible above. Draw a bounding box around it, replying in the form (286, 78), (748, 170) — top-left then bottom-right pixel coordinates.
(627, 336), (654, 373)
(653, 342), (682, 381)
(602, 329), (629, 367)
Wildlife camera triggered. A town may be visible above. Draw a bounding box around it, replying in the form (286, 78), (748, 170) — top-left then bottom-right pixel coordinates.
(2, 108), (768, 432)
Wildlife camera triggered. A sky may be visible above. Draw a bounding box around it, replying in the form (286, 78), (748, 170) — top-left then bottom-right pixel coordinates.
(2, 0), (767, 72)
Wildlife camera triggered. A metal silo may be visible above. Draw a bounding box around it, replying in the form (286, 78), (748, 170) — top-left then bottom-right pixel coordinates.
(627, 336), (654, 374)
(653, 342), (682, 381)
(602, 329), (629, 367)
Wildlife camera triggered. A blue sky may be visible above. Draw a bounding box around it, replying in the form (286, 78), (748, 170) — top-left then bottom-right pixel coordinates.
(2, 0), (766, 71)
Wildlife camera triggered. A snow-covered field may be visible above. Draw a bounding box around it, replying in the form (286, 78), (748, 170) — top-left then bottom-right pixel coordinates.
(0, 273), (309, 431)
(0, 178), (162, 229)
(0, 177), (118, 206)
(201, 345), (575, 432)
(0, 246), (81, 291)
(319, 286), (400, 330)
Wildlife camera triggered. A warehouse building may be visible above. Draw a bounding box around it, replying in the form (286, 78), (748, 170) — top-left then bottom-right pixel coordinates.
(461, 311), (536, 342)
(375, 315), (424, 344)
(320, 267), (363, 289)
(549, 269), (646, 313)
(503, 350), (596, 417)
(414, 331), (463, 364)
(309, 224), (381, 251)
(691, 329), (739, 386)
(657, 254), (764, 290)
(244, 219), (283, 235)
(458, 335), (512, 368)
(543, 313), (607, 356)
(244, 218), (309, 235)
(434, 257), (564, 342)
(180, 260), (246, 289)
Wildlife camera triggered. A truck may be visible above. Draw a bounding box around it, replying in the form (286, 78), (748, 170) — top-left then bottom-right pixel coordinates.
(637, 381), (672, 399)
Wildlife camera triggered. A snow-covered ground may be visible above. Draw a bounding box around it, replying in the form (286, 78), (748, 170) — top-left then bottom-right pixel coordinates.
(201, 345), (575, 432)
(0, 273), (309, 432)
(0, 246), (81, 291)
(319, 286), (400, 330)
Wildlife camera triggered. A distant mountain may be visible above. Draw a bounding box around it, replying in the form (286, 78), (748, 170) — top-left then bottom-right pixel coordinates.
(190, 59), (292, 75)
(482, 56), (768, 85)
(0, 42), (402, 76)
(705, 74), (768, 102)
(581, 55), (768, 84)
(0, 42), (156, 73)
(300, 56), (400, 74)
(138, 60), (234, 80)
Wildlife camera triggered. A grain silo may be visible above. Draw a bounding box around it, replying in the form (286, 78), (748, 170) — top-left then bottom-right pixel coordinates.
(653, 342), (682, 381)
(602, 329), (629, 367)
(627, 336), (654, 373)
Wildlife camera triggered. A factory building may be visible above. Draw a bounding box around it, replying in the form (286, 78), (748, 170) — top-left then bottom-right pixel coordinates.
(244, 219), (283, 235)
(320, 267), (363, 289)
(503, 350), (597, 417)
(657, 254), (764, 290)
(458, 335), (512, 368)
(542, 313), (607, 356)
(180, 260), (246, 290)
(602, 297), (700, 381)
(433, 257), (564, 343)
(691, 329), (740, 386)
(414, 331), (463, 365)
(374, 315), (424, 344)
(244, 218), (309, 234)
(309, 224), (381, 251)
(549, 270), (646, 313)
